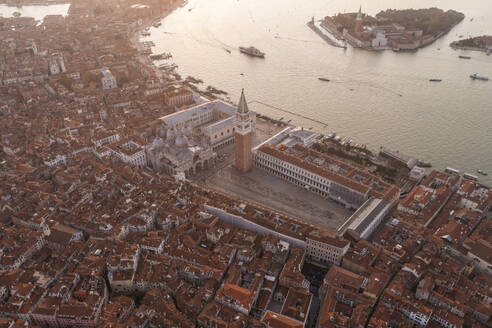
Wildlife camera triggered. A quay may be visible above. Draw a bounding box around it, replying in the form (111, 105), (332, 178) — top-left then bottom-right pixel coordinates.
(307, 18), (347, 48)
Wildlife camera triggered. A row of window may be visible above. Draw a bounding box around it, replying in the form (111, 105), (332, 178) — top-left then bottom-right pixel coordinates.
(256, 153), (366, 205)
(214, 127), (235, 139)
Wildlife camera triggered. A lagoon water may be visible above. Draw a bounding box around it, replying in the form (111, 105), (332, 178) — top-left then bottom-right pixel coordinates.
(0, 3), (69, 20)
(1, 1), (491, 185)
(147, 0), (492, 185)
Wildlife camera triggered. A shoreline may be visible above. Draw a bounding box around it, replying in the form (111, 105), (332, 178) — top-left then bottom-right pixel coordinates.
(135, 4), (490, 186)
(129, 0), (186, 82)
(450, 44), (491, 54)
(129, 0), (231, 101)
(306, 20), (346, 49)
(0, 1), (67, 6)
(311, 14), (464, 52)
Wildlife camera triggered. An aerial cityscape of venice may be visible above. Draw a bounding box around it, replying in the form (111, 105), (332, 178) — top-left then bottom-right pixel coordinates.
(0, 0), (491, 327)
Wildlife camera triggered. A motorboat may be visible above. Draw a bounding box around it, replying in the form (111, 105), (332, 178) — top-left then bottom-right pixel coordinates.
(239, 46), (265, 58)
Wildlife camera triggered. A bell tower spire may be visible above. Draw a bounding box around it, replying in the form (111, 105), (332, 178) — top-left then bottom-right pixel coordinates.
(234, 89), (253, 172)
(355, 5), (363, 33)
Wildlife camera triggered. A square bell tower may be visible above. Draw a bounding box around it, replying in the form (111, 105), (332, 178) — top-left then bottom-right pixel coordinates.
(234, 89), (253, 172)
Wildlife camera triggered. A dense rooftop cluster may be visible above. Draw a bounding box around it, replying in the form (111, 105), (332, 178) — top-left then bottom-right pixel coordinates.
(0, 0), (491, 327)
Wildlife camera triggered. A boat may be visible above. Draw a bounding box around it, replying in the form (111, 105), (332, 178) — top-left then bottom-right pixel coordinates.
(417, 161), (432, 168)
(239, 46), (265, 58)
(459, 55), (471, 59)
(158, 63), (178, 71)
(153, 22), (161, 28)
(225, 49), (231, 54)
(464, 173), (478, 181)
(470, 73), (489, 81)
(429, 79), (442, 82)
(150, 52), (171, 60)
(318, 77), (330, 82)
(477, 170), (488, 176)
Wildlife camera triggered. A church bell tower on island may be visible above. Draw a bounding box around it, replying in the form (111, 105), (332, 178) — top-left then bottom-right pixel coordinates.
(354, 5), (363, 33)
(234, 89), (253, 173)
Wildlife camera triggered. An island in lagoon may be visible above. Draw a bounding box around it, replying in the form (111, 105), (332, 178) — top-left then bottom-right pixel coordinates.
(451, 35), (492, 55)
(310, 7), (465, 51)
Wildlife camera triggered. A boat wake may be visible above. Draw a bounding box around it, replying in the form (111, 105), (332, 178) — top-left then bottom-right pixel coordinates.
(274, 35), (324, 44)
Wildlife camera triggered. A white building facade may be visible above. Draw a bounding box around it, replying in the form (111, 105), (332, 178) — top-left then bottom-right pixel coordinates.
(253, 146), (369, 209)
(101, 67), (117, 90)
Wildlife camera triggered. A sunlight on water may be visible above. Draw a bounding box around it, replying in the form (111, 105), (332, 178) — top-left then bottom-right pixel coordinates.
(147, 0), (492, 185)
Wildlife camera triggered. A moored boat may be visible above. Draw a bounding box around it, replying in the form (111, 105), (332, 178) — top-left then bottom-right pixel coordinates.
(417, 161), (432, 168)
(459, 55), (471, 59)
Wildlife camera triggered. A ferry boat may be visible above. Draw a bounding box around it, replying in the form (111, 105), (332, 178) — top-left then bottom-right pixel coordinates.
(477, 170), (488, 176)
(470, 73), (489, 81)
(239, 46), (265, 58)
(318, 77), (330, 82)
(459, 55), (471, 59)
(429, 79), (442, 82)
